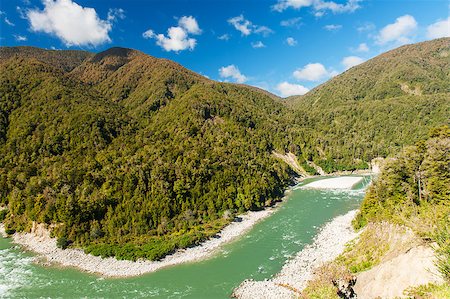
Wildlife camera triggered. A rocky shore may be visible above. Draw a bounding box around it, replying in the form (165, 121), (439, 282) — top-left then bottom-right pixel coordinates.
(232, 210), (360, 299)
(0, 207), (278, 278)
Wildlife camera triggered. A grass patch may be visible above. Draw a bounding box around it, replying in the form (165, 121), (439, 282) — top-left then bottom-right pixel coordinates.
(301, 262), (352, 299)
(405, 283), (450, 299)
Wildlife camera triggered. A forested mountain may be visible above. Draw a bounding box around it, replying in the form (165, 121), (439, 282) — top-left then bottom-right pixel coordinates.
(0, 46), (293, 260)
(288, 38), (449, 172)
(0, 39), (448, 260)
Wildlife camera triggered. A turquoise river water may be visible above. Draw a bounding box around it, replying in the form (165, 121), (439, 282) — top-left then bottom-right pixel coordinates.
(0, 176), (371, 299)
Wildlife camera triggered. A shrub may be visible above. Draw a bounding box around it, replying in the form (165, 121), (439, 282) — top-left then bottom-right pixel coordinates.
(0, 209), (7, 222)
(5, 228), (16, 235)
(56, 236), (70, 249)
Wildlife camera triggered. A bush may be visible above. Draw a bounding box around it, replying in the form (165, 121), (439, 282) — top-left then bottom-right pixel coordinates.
(0, 209), (7, 222)
(5, 228), (16, 235)
(56, 236), (70, 249)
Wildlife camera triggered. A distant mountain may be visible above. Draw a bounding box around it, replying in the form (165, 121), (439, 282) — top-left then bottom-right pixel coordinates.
(287, 38), (449, 172)
(0, 46), (293, 260)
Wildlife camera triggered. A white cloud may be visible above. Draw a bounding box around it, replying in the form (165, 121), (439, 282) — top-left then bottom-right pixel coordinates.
(14, 34), (27, 41)
(356, 42), (369, 52)
(107, 8), (125, 22)
(342, 56), (364, 70)
(142, 29), (154, 39)
(280, 17), (301, 27)
(219, 65), (247, 83)
(324, 24), (342, 31)
(5, 17), (15, 26)
(314, 0), (362, 13)
(228, 15), (252, 36)
(0, 11), (15, 26)
(426, 17), (450, 39)
(26, 0), (119, 47)
(276, 82), (309, 97)
(272, 0), (362, 15)
(293, 63), (334, 81)
(273, 0), (313, 12)
(376, 15), (417, 45)
(254, 25), (274, 37)
(143, 16), (201, 52)
(286, 37), (297, 46)
(251, 41), (265, 48)
(357, 22), (375, 32)
(16, 6), (28, 19)
(218, 34), (230, 41)
(228, 15), (273, 37)
(178, 16), (202, 34)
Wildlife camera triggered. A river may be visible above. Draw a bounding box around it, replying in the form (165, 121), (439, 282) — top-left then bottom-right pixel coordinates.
(0, 176), (371, 299)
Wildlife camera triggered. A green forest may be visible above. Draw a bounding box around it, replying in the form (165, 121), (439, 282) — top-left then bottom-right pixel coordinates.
(0, 38), (449, 260)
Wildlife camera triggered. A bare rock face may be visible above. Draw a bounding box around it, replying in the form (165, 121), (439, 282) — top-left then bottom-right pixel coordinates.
(354, 245), (444, 299)
(370, 157), (385, 174)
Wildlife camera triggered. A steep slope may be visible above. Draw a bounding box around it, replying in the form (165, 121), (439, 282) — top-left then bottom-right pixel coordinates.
(288, 38), (450, 172)
(0, 46), (293, 260)
(295, 126), (449, 299)
(70, 47), (208, 119)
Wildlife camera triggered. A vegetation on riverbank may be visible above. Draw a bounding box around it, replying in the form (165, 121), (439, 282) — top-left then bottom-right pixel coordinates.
(301, 126), (449, 298)
(354, 125), (450, 281)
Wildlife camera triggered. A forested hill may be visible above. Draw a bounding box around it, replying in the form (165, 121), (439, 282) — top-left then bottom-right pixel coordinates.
(0, 46), (294, 260)
(287, 38), (449, 172)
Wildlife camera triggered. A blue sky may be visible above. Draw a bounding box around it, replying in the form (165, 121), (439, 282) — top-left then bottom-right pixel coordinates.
(0, 0), (449, 97)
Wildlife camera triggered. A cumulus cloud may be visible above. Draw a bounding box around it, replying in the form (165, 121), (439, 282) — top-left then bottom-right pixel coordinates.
(178, 16), (202, 34)
(219, 65), (247, 83)
(272, 0), (362, 15)
(293, 63), (335, 81)
(376, 15), (417, 45)
(276, 82), (309, 97)
(342, 56), (364, 70)
(286, 37), (297, 46)
(142, 29), (155, 39)
(280, 17), (302, 27)
(143, 16), (201, 52)
(356, 42), (369, 52)
(26, 0), (120, 47)
(426, 17), (450, 39)
(251, 41), (266, 48)
(228, 15), (273, 37)
(228, 15), (252, 36)
(324, 24), (342, 31)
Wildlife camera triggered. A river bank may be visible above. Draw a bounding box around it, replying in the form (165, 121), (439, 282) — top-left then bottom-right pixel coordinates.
(232, 209), (361, 298)
(0, 206), (278, 278)
(0, 176), (367, 278)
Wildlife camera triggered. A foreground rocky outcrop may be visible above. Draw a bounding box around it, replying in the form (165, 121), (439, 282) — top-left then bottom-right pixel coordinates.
(354, 243), (444, 298)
